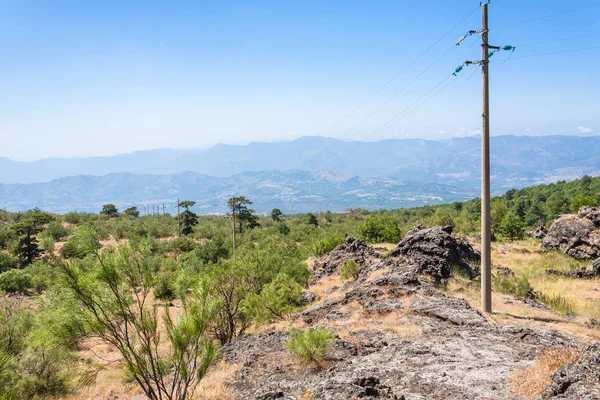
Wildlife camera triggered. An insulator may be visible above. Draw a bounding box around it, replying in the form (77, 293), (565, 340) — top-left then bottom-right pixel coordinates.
(454, 65), (464, 74)
(488, 51), (495, 57)
(502, 45), (513, 51)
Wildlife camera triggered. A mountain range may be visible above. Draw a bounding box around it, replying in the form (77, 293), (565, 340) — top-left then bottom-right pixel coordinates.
(0, 135), (598, 213)
(0, 170), (474, 214)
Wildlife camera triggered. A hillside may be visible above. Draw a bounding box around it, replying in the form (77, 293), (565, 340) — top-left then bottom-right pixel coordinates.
(0, 170), (475, 213)
(2, 135), (599, 189)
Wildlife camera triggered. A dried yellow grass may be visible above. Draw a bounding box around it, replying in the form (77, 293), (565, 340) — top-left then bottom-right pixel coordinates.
(508, 346), (579, 399)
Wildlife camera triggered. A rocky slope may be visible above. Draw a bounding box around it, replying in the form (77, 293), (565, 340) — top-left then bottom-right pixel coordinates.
(220, 226), (597, 400)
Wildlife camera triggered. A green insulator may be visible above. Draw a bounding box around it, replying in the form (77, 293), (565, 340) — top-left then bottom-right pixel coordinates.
(503, 45), (513, 51)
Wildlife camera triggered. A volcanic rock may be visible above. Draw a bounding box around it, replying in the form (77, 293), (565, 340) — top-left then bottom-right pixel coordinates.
(542, 208), (600, 259)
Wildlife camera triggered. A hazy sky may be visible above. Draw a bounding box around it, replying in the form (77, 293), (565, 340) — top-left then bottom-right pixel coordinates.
(1, 0), (598, 160)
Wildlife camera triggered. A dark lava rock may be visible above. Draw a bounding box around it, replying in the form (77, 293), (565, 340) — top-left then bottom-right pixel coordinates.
(301, 291), (317, 304)
(541, 344), (600, 399)
(542, 210), (600, 260)
(495, 265), (515, 277)
(311, 237), (380, 284)
(546, 258), (600, 279)
(386, 225), (480, 283)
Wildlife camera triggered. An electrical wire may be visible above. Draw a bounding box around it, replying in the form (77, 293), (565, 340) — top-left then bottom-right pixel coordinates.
(285, 4), (481, 164)
(318, 74), (458, 170)
(515, 32), (600, 48)
(493, 2), (600, 30)
(510, 45), (600, 60)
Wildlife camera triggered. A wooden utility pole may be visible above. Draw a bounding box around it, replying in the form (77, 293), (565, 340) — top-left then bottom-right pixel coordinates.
(231, 197), (237, 256)
(480, 1), (492, 314)
(162, 203), (166, 236)
(177, 198), (181, 238)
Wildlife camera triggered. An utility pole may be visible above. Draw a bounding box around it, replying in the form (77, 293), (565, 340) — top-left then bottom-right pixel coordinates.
(480, 1), (492, 314)
(162, 203), (166, 236)
(177, 198), (181, 238)
(454, 1), (514, 314)
(231, 197), (237, 256)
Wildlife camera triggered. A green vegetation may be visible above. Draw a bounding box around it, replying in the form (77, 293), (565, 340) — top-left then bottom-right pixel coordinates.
(286, 327), (335, 365)
(340, 260), (360, 281)
(0, 176), (597, 397)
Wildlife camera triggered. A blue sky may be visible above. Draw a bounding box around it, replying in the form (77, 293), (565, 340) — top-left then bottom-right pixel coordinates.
(0, 0), (598, 160)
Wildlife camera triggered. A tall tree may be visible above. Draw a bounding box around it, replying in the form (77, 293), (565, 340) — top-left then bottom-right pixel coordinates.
(227, 197), (259, 233)
(179, 200), (198, 236)
(270, 208), (283, 222)
(11, 210), (54, 267)
(123, 206), (140, 218)
(100, 204), (119, 218)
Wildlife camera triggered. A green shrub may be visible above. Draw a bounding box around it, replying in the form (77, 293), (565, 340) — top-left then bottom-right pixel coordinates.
(24, 261), (54, 294)
(498, 212), (525, 241)
(153, 269), (177, 300)
(172, 237), (196, 253)
(0, 270), (33, 294)
(276, 222), (290, 235)
(287, 327), (335, 365)
(0, 252), (16, 273)
(357, 215), (402, 243)
(311, 236), (343, 257)
(44, 221), (70, 242)
(59, 226), (101, 259)
(244, 273), (302, 324)
(493, 275), (533, 299)
(340, 260), (360, 281)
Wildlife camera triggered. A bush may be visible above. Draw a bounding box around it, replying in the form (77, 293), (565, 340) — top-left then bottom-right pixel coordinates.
(153, 269), (177, 300)
(59, 227), (101, 259)
(244, 273), (302, 324)
(172, 237), (196, 253)
(357, 215), (402, 243)
(287, 327), (335, 365)
(0, 270), (33, 294)
(498, 212), (525, 241)
(44, 222), (70, 242)
(0, 252), (16, 273)
(311, 236), (343, 257)
(493, 275), (533, 299)
(340, 260), (360, 281)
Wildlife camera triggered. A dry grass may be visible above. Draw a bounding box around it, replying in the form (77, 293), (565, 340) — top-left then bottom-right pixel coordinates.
(193, 360), (240, 400)
(508, 346), (579, 399)
(493, 240), (600, 320)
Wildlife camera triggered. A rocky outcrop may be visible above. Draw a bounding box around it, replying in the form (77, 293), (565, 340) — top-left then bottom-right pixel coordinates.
(220, 225), (586, 400)
(541, 344), (600, 399)
(542, 207), (600, 259)
(311, 237), (380, 284)
(386, 225), (480, 283)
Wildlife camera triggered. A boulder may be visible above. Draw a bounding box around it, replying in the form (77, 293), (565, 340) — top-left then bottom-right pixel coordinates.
(542, 211), (600, 260)
(386, 225), (480, 283)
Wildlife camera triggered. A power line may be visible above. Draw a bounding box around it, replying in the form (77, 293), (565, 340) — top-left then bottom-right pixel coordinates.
(510, 45), (600, 60)
(286, 4), (481, 162)
(516, 32), (600, 47)
(493, 2), (600, 30)
(321, 5), (480, 137)
(318, 74), (458, 171)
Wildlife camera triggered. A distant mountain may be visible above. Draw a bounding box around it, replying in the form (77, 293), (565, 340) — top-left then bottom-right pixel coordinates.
(0, 170), (476, 214)
(1, 135), (599, 189)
